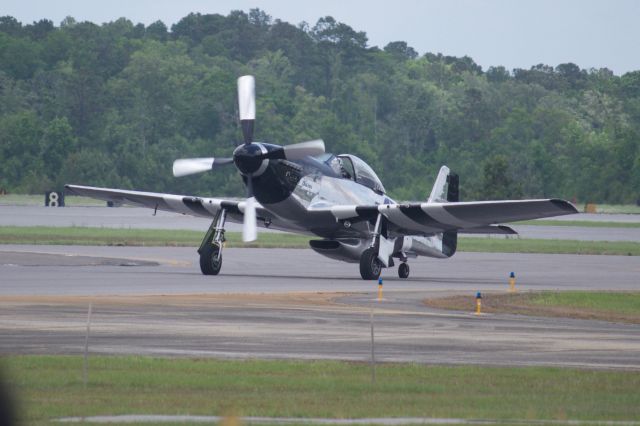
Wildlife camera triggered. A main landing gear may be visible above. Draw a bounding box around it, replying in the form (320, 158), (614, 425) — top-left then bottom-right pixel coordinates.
(359, 247), (382, 280)
(359, 249), (411, 280)
(198, 209), (227, 275)
(359, 213), (411, 280)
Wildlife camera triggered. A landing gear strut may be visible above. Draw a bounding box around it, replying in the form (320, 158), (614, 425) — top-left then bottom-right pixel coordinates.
(198, 209), (226, 275)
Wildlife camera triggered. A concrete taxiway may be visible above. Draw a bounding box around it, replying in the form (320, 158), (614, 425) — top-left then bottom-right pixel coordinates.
(1, 245), (639, 294)
(1, 246), (639, 369)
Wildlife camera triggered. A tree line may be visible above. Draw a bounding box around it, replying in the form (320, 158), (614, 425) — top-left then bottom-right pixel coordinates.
(0, 11), (639, 203)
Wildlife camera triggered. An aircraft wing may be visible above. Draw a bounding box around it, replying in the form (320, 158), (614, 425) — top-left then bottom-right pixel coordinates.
(457, 225), (517, 234)
(323, 199), (578, 235)
(64, 184), (264, 223)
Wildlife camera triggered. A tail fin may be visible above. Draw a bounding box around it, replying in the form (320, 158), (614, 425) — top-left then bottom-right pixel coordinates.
(447, 172), (459, 202)
(430, 166), (459, 257)
(428, 165), (459, 203)
(428, 166), (450, 202)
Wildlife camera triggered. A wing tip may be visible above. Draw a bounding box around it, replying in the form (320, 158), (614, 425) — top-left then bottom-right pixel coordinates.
(63, 184), (77, 195)
(497, 225), (518, 234)
(550, 199), (579, 215)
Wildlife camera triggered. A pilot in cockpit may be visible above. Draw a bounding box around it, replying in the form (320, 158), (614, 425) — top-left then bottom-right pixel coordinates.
(328, 156), (352, 179)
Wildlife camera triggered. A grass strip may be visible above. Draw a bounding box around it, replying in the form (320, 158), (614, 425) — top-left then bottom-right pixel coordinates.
(457, 237), (640, 256)
(595, 204), (640, 214)
(529, 291), (640, 315)
(0, 226), (309, 248)
(3, 355), (640, 425)
(424, 291), (640, 324)
(514, 220), (640, 228)
(1, 226), (639, 255)
(0, 194), (106, 206)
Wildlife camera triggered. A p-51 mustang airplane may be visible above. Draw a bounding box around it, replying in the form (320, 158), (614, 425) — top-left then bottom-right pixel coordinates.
(66, 75), (578, 280)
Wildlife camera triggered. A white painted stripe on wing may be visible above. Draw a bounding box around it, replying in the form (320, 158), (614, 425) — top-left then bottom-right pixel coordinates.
(201, 198), (223, 215)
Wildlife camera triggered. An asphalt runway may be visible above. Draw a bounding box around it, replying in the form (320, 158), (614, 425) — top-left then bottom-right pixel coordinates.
(2, 205), (640, 241)
(1, 246), (639, 369)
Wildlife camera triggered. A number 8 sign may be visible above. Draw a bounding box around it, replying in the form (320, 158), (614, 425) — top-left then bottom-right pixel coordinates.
(45, 191), (65, 207)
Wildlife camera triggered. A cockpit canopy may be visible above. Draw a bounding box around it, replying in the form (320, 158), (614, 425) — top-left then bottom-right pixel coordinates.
(324, 154), (385, 194)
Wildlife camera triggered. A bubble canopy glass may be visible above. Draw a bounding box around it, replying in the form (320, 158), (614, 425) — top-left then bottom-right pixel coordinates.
(337, 154), (386, 194)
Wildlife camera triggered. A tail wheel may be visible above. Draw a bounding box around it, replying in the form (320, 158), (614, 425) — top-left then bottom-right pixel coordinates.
(199, 243), (222, 275)
(398, 262), (410, 279)
(359, 248), (382, 280)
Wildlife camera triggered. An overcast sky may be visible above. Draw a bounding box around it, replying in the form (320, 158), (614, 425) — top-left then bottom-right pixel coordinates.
(4, 0), (639, 75)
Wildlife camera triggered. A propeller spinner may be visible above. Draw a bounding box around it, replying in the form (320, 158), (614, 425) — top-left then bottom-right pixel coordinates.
(172, 75), (325, 242)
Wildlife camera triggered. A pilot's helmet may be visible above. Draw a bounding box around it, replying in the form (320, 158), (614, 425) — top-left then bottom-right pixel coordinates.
(329, 156), (342, 174)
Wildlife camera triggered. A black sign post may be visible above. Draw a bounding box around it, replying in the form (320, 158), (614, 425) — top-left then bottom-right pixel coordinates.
(45, 191), (65, 207)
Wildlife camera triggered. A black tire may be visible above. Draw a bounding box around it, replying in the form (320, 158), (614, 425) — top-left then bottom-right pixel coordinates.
(398, 262), (410, 279)
(359, 248), (382, 280)
(199, 243), (222, 275)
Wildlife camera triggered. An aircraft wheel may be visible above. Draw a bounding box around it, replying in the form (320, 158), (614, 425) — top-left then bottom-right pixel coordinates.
(359, 248), (382, 280)
(199, 243), (222, 275)
(398, 262), (410, 279)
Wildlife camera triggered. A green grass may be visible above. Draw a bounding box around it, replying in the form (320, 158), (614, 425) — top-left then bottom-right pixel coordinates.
(0, 194), (106, 206)
(0, 226), (309, 248)
(596, 204), (640, 214)
(1, 226), (640, 255)
(515, 219), (640, 228)
(424, 291), (640, 324)
(529, 291), (640, 316)
(457, 237), (640, 256)
(3, 355), (640, 425)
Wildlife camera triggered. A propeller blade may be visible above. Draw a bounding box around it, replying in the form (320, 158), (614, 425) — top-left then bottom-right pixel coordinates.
(237, 75), (255, 145)
(264, 139), (326, 161)
(283, 139), (325, 160)
(242, 176), (257, 242)
(243, 197), (257, 242)
(172, 157), (233, 177)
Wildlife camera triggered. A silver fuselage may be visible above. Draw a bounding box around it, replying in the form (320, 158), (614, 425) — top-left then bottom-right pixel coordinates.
(248, 154), (448, 262)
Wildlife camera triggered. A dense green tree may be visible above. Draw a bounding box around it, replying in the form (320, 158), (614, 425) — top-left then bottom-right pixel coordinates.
(0, 12), (637, 203)
(482, 154), (522, 200)
(41, 116), (77, 184)
(0, 33), (43, 79)
(0, 111), (44, 190)
(25, 19), (55, 40)
(383, 41), (418, 60)
(486, 66), (510, 83)
(146, 20), (168, 41)
(0, 16), (22, 36)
